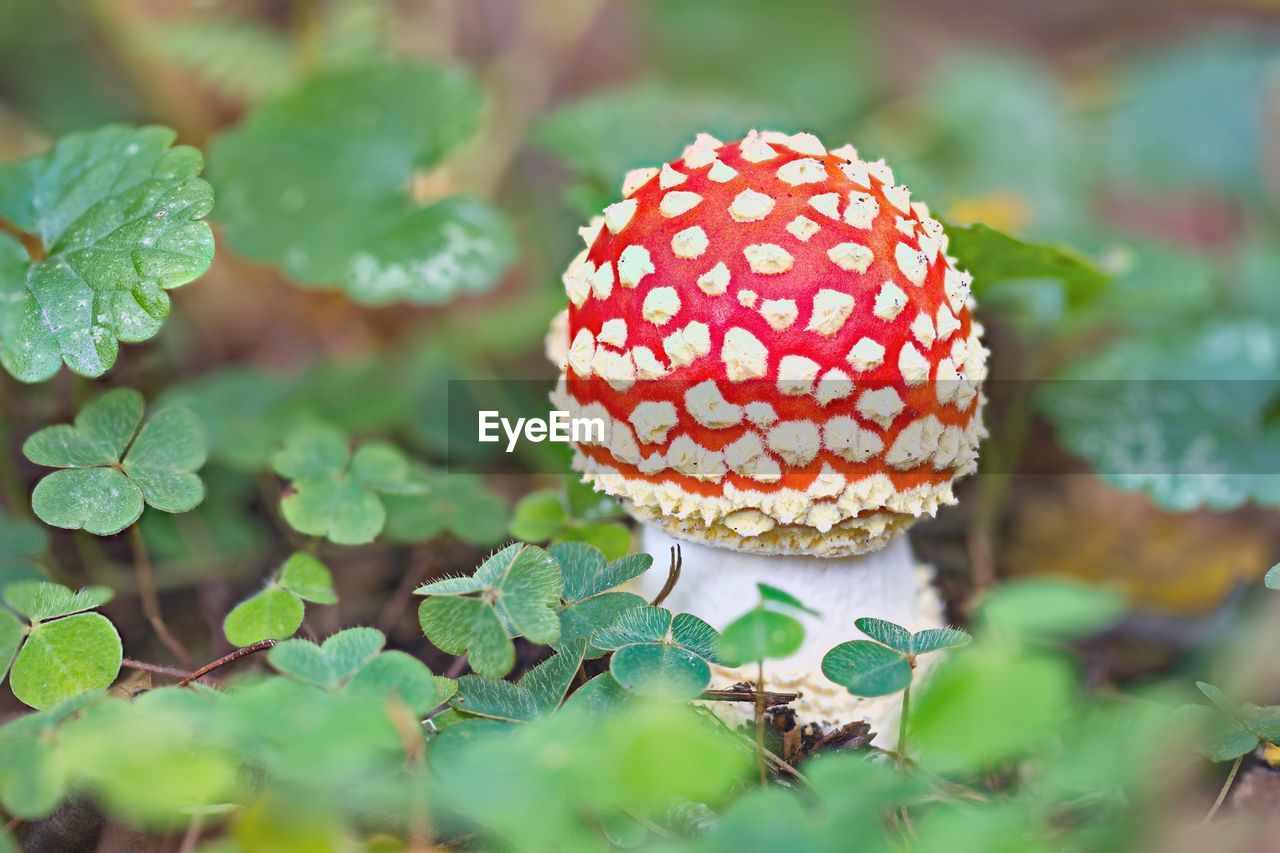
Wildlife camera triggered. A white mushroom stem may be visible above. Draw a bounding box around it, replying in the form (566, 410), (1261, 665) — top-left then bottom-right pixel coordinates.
(632, 524), (945, 746)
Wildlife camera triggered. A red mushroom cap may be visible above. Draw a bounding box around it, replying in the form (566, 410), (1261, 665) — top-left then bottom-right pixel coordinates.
(549, 131), (987, 557)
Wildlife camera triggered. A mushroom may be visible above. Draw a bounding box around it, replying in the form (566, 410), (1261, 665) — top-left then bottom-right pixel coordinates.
(547, 130), (987, 736)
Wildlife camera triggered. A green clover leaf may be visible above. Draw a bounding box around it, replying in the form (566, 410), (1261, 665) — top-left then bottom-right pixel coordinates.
(451, 641), (587, 723)
(1176, 682), (1280, 763)
(383, 467), (510, 546)
(593, 606), (721, 699)
(267, 627), (385, 690)
(271, 424), (420, 545)
(416, 543), (563, 678)
(0, 125), (214, 382)
(550, 542), (651, 659)
(822, 618), (972, 698)
(223, 552), (337, 647)
(209, 62), (515, 306)
(23, 388), (206, 535)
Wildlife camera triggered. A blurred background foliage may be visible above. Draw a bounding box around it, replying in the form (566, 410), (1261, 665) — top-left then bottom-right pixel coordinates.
(2, 0), (1280, 848)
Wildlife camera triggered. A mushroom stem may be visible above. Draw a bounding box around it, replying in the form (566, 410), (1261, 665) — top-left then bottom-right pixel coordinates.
(634, 524), (945, 744)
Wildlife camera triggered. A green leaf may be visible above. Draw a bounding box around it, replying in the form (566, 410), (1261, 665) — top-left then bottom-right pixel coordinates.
(419, 596), (514, 679)
(757, 583), (819, 616)
(222, 586), (304, 647)
(555, 522), (633, 561)
(30, 467), (143, 535)
(266, 627), (385, 689)
(670, 613), (720, 662)
(945, 221), (1108, 308)
(558, 591), (646, 659)
(452, 641), (586, 723)
(977, 579), (1125, 642)
(21, 388), (142, 466)
(345, 650), (439, 715)
(209, 63), (514, 305)
(0, 735), (63, 818)
(9, 612), (122, 710)
(349, 442), (412, 492)
(592, 606), (671, 649)
(0, 512), (46, 562)
(0, 126), (214, 382)
(855, 618), (913, 654)
(821, 641), (912, 698)
(277, 552), (337, 604)
(2, 580), (113, 621)
(120, 405), (206, 512)
(1267, 564), (1280, 591)
(717, 610), (804, 666)
(280, 472), (386, 545)
(910, 628), (972, 655)
(488, 544), (563, 645)
(610, 644), (710, 699)
(0, 610), (22, 679)
(551, 542), (652, 603)
(383, 467), (510, 546)
(509, 490), (567, 542)
(1038, 320), (1280, 511)
(270, 423), (349, 479)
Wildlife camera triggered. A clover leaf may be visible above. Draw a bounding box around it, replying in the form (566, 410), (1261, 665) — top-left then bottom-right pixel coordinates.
(510, 481), (632, 560)
(416, 543), (563, 678)
(1, 581), (122, 710)
(0, 125), (214, 382)
(549, 542), (651, 659)
(593, 606), (720, 699)
(383, 467), (510, 546)
(1177, 682), (1280, 763)
(23, 388), (206, 535)
(209, 62), (515, 306)
(267, 627), (385, 690)
(822, 618), (972, 698)
(1039, 320), (1280, 511)
(451, 641), (587, 723)
(716, 584), (817, 667)
(222, 552), (337, 647)
(271, 423), (421, 545)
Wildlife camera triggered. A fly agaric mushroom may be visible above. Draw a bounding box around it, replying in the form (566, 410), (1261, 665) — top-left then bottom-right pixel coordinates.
(547, 130), (987, 734)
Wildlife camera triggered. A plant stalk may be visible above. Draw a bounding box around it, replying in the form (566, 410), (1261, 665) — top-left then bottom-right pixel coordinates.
(130, 524), (192, 666)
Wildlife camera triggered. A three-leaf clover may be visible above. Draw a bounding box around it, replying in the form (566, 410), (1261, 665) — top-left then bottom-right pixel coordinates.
(822, 618), (971, 698)
(23, 388), (206, 535)
(271, 423), (422, 545)
(1177, 682), (1280, 763)
(383, 467), (510, 546)
(222, 552), (337, 647)
(451, 641), (587, 723)
(1, 581), (122, 710)
(510, 480), (631, 560)
(716, 583), (817, 666)
(0, 125), (214, 382)
(209, 62), (515, 306)
(593, 606), (721, 699)
(549, 542), (651, 659)
(416, 543), (563, 678)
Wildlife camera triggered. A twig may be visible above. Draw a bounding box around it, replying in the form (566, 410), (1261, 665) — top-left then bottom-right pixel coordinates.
(700, 687), (798, 706)
(130, 525), (192, 666)
(179, 639), (277, 686)
(1201, 754), (1243, 825)
(650, 545), (681, 607)
(123, 658), (205, 682)
(177, 812), (203, 853)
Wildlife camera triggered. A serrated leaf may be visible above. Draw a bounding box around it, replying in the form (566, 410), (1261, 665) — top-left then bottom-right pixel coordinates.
(452, 641), (586, 723)
(419, 596), (513, 679)
(0, 126), (214, 382)
(610, 644), (710, 699)
(717, 610), (804, 666)
(30, 467), (143, 535)
(21, 388), (142, 466)
(120, 405), (206, 512)
(344, 650), (439, 715)
(267, 627), (385, 689)
(9, 612), (122, 710)
(821, 641), (912, 698)
(278, 552), (336, 604)
(2, 580), (113, 621)
(209, 63), (514, 305)
(946, 221), (1108, 308)
(855, 617), (913, 654)
(222, 586), (304, 647)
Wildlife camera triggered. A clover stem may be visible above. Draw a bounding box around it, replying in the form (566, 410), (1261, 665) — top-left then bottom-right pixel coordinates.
(1201, 754), (1243, 825)
(130, 524), (193, 666)
(898, 681), (912, 768)
(756, 657), (767, 786)
(179, 638), (276, 686)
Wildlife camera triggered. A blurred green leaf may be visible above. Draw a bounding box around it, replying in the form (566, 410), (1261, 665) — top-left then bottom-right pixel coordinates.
(977, 579), (1125, 642)
(345, 650), (439, 715)
(0, 734), (62, 819)
(0, 610), (22, 679)
(267, 627), (385, 690)
(821, 641), (911, 698)
(223, 586), (304, 647)
(0, 126), (213, 382)
(278, 552), (336, 604)
(9, 612), (122, 710)
(947, 222), (1109, 308)
(210, 63), (514, 305)
(144, 18), (294, 103)
(510, 490), (567, 542)
(757, 583), (819, 616)
(1266, 564), (1280, 590)
(383, 468), (510, 546)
